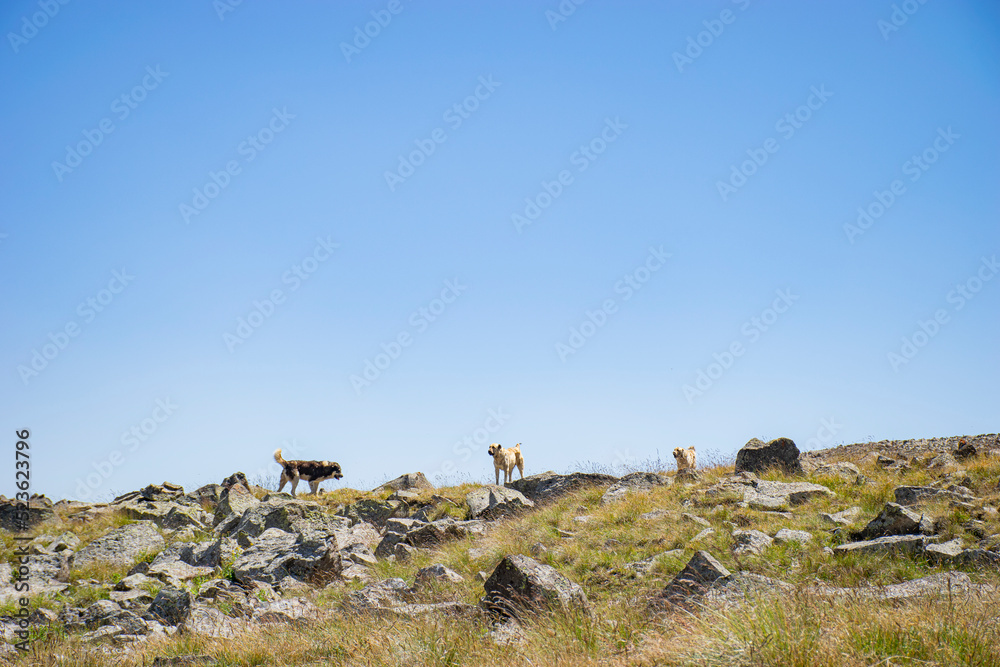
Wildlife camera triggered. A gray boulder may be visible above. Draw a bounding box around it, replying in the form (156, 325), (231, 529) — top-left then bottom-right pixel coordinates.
(601, 472), (673, 504)
(732, 530), (773, 556)
(0, 496), (54, 532)
(231, 527), (341, 587)
(820, 507), (862, 526)
(651, 550), (731, 609)
(233, 498), (350, 540)
(81, 600), (123, 629)
(773, 529), (812, 545)
(754, 481), (832, 505)
(734, 437), (802, 475)
(374, 472), (434, 494)
(813, 462), (862, 482)
(140, 482), (185, 502)
(186, 483), (223, 511)
(405, 518), (486, 547)
(507, 471), (619, 503)
(893, 485), (973, 506)
(255, 597), (322, 624)
(414, 564), (465, 588)
(466, 486), (534, 520)
(957, 549), (1000, 568)
(925, 538), (964, 562)
(860, 503), (934, 539)
(483, 554), (588, 619)
(148, 587), (191, 626)
(28, 532), (80, 555)
(736, 480), (833, 511)
(213, 482), (258, 527)
(338, 499), (408, 528)
(344, 578), (413, 611)
(150, 540), (222, 569)
(833, 534), (931, 556)
(181, 605), (246, 638)
(74, 521), (165, 569)
(374, 533), (405, 559)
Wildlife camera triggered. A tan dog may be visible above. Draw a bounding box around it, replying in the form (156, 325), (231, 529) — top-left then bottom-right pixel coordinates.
(673, 446), (696, 471)
(488, 442), (524, 485)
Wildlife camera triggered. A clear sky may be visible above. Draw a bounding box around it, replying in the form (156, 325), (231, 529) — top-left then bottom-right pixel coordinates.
(2, 1), (998, 502)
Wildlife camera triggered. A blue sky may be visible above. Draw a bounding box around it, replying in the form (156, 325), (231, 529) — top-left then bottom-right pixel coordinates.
(2, 1), (997, 502)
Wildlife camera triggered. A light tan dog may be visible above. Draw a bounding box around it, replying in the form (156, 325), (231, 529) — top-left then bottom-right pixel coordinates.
(673, 446), (696, 471)
(488, 442), (524, 485)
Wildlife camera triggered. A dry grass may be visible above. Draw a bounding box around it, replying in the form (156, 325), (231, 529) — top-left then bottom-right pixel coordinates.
(4, 454), (999, 666)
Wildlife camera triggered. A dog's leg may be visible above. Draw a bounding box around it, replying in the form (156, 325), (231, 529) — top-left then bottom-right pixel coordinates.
(277, 473), (288, 493)
(289, 475), (299, 498)
(495, 466), (500, 486)
(517, 459), (524, 479)
(309, 480), (320, 495)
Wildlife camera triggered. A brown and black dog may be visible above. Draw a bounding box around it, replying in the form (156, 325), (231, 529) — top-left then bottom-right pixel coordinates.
(274, 449), (343, 497)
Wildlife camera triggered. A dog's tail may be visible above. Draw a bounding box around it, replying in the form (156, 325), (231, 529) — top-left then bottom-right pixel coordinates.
(273, 448), (286, 465)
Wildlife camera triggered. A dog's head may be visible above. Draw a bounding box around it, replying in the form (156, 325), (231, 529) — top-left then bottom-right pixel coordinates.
(672, 447), (685, 461)
(488, 443), (501, 457)
(322, 461), (344, 480)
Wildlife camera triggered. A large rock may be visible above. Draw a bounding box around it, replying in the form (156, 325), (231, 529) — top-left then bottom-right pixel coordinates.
(466, 486), (534, 520)
(118, 497), (213, 532)
(374, 473), (434, 494)
(732, 530), (773, 556)
(833, 535), (931, 556)
(753, 480), (833, 505)
(186, 483), (223, 511)
(734, 438), (802, 475)
(405, 518), (486, 547)
(414, 564), (465, 588)
(601, 472), (673, 504)
(773, 529), (813, 545)
(140, 483), (185, 502)
(338, 499), (408, 528)
(651, 551), (731, 609)
(893, 486), (973, 506)
(812, 462), (862, 482)
(507, 472), (618, 503)
(74, 521), (166, 569)
(344, 578), (413, 611)
(0, 496), (54, 532)
(150, 540), (223, 569)
(148, 587), (191, 626)
(231, 527), (341, 587)
(232, 498), (350, 539)
(483, 554), (588, 619)
(860, 503), (934, 539)
(213, 481), (259, 527)
(374, 533), (405, 559)
(820, 507), (862, 526)
(181, 605), (247, 638)
(814, 572), (976, 600)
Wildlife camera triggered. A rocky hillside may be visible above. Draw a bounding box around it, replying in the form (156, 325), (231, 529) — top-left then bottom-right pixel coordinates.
(0, 435), (998, 666)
